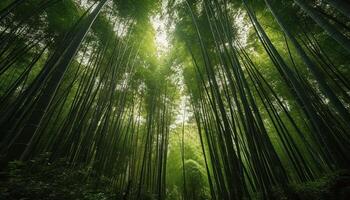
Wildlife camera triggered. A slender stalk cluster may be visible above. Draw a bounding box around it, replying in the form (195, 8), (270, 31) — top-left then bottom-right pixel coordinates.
(0, 0), (349, 199)
(0, 0), (175, 198)
(178, 0), (350, 199)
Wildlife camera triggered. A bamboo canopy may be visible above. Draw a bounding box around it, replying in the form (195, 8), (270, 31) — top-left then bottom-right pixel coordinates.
(0, 0), (349, 199)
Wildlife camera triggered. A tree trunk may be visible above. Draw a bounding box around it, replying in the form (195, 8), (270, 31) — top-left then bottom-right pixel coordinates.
(0, 0), (26, 21)
(294, 0), (350, 53)
(265, 0), (350, 126)
(5, 0), (108, 161)
(324, 0), (350, 19)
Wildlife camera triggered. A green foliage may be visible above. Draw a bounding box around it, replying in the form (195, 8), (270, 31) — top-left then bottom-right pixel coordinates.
(0, 153), (117, 200)
(271, 170), (350, 200)
(183, 159), (210, 200)
(0, 0), (350, 199)
(113, 0), (159, 21)
(46, 0), (82, 36)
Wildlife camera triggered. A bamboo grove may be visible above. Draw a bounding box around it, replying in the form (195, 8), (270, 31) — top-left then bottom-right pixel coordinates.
(0, 0), (349, 199)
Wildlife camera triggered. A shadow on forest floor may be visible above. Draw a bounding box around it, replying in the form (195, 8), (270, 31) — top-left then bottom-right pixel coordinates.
(0, 154), (349, 200)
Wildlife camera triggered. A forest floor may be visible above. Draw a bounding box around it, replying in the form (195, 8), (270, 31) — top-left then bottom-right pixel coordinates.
(0, 156), (349, 200)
